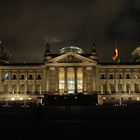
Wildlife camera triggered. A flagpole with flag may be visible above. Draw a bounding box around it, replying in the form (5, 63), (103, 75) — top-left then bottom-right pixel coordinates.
(112, 39), (119, 63)
(112, 38), (122, 105)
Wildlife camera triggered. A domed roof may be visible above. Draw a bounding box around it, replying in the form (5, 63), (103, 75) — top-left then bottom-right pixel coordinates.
(60, 46), (83, 54)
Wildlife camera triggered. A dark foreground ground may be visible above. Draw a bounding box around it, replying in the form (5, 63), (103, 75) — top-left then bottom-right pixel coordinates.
(0, 105), (140, 139)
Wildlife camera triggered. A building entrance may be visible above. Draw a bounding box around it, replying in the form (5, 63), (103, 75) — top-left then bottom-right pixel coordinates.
(59, 68), (83, 94)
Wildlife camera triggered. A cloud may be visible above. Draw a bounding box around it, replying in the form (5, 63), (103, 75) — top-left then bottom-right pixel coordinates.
(0, 0), (139, 62)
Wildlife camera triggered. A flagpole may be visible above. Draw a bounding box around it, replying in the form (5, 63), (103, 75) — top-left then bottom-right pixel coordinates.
(112, 37), (122, 105)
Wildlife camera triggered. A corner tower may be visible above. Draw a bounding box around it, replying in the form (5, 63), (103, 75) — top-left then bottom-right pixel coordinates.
(43, 43), (52, 63)
(90, 43), (99, 62)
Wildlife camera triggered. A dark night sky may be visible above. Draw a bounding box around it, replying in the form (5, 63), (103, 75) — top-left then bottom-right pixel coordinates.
(0, 0), (140, 63)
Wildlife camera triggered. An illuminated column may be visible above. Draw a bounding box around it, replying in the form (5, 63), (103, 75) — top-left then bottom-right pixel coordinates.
(81, 68), (84, 93)
(46, 68), (50, 93)
(82, 68), (84, 92)
(123, 70), (126, 92)
(25, 71), (28, 93)
(42, 68), (47, 94)
(33, 70), (36, 93)
(131, 70), (134, 93)
(83, 67), (87, 93)
(93, 67), (96, 92)
(64, 67), (67, 93)
(45, 68), (48, 93)
(9, 71), (12, 93)
(16, 71), (20, 93)
(74, 67), (77, 93)
(77, 67), (83, 93)
(55, 67), (59, 93)
(106, 71), (110, 93)
(115, 70), (118, 93)
(95, 67), (100, 93)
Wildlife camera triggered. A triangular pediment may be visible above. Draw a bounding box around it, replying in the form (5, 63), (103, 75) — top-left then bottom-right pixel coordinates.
(47, 52), (96, 63)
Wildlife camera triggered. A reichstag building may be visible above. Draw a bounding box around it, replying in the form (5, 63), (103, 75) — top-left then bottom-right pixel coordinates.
(0, 43), (140, 105)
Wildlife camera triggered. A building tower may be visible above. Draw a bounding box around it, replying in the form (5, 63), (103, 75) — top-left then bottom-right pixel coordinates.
(0, 42), (11, 64)
(43, 43), (52, 62)
(131, 47), (140, 63)
(90, 43), (99, 62)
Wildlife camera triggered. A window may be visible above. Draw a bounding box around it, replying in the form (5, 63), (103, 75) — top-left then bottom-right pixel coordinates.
(134, 83), (139, 93)
(20, 75), (24, 80)
(29, 75), (33, 80)
(126, 74), (130, 79)
(109, 74), (113, 79)
(12, 75), (16, 80)
(101, 74), (105, 79)
(37, 74), (41, 79)
(126, 83), (131, 93)
(119, 74), (122, 79)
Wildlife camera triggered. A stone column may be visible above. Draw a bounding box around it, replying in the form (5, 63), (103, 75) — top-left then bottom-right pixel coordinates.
(55, 67), (59, 93)
(74, 67), (77, 93)
(131, 70), (134, 93)
(93, 66), (96, 93)
(83, 67), (87, 93)
(33, 70), (36, 93)
(25, 71), (28, 94)
(9, 71), (12, 93)
(46, 68), (49, 93)
(16, 71), (20, 93)
(64, 67), (67, 94)
(106, 70), (110, 93)
(81, 67), (84, 93)
(115, 69), (118, 93)
(42, 68), (47, 94)
(118, 73), (122, 93)
(123, 70), (126, 93)
(95, 67), (101, 93)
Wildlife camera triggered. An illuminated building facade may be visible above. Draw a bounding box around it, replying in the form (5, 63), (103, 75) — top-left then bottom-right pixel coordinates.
(0, 43), (140, 105)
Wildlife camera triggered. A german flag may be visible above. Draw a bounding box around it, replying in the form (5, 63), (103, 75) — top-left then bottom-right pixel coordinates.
(112, 39), (119, 61)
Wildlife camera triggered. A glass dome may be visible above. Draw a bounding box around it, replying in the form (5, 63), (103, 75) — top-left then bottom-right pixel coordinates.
(60, 46), (83, 54)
